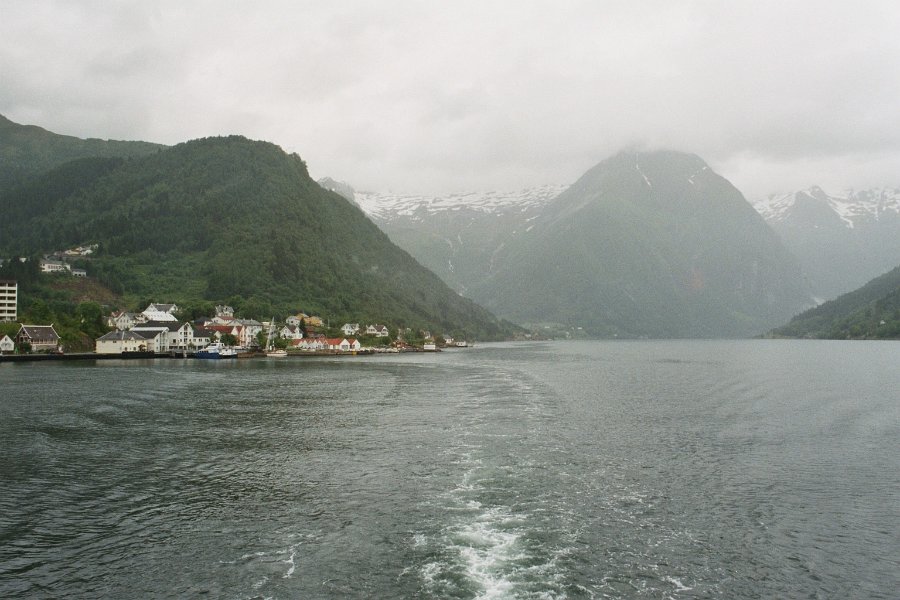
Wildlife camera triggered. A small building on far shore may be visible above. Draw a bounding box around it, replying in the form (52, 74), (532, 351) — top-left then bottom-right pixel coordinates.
(0, 280), (17, 322)
(95, 330), (148, 354)
(16, 324), (60, 352)
(0, 334), (15, 354)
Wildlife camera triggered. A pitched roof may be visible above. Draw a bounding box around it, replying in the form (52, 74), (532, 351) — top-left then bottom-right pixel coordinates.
(97, 330), (148, 341)
(134, 320), (190, 332)
(147, 303), (177, 312)
(17, 325), (60, 340)
(206, 324), (243, 333)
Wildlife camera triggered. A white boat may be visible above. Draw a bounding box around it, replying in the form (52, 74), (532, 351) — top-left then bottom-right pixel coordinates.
(195, 342), (238, 359)
(266, 348), (288, 358)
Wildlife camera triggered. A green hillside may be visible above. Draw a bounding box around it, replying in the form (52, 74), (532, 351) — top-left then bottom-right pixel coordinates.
(469, 151), (813, 338)
(769, 265), (900, 339)
(0, 134), (515, 339)
(0, 114), (163, 192)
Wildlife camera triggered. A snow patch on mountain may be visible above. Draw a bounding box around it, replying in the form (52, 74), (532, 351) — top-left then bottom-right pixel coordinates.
(754, 186), (900, 228)
(355, 185), (568, 222)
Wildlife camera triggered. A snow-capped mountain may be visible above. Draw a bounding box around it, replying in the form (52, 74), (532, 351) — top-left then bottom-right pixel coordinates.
(354, 185), (567, 223)
(351, 185), (568, 294)
(755, 186), (900, 229)
(753, 186), (900, 301)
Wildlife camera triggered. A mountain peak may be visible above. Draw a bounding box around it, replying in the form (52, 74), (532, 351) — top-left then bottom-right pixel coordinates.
(753, 185), (900, 301)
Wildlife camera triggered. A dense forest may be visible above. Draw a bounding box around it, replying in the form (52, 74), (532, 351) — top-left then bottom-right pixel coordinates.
(0, 123), (517, 341)
(0, 114), (163, 191)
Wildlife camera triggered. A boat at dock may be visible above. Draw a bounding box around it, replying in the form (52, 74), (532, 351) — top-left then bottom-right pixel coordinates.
(264, 317), (288, 357)
(195, 342), (238, 359)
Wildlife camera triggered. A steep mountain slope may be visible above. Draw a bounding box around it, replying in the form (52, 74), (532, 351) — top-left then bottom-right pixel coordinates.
(753, 186), (900, 301)
(355, 186), (566, 294)
(467, 151), (813, 338)
(0, 114), (163, 192)
(0, 135), (514, 339)
(770, 264), (900, 339)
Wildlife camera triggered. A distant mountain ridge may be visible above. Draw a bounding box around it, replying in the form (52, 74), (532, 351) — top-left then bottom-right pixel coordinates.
(753, 186), (900, 301)
(755, 186), (900, 227)
(466, 151), (813, 337)
(355, 185), (567, 294)
(0, 114), (164, 192)
(348, 151), (814, 338)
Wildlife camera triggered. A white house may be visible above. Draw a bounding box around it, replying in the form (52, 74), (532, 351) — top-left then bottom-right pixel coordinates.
(215, 305), (234, 318)
(40, 259), (70, 273)
(193, 328), (213, 350)
(365, 324), (390, 337)
(280, 324), (304, 340)
(95, 330), (148, 354)
(324, 337), (361, 352)
(167, 322), (198, 351)
(205, 324), (244, 346)
(0, 334), (15, 354)
(341, 323), (360, 336)
(140, 303), (179, 323)
(235, 319), (263, 347)
(146, 303), (179, 314)
(292, 337), (326, 351)
(107, 311), (139, 330)
(136, 329), (165, 353)
(132, 321), (197, 352)
(71, 268), (87, 278)
(141, 309), (178, 323)
(16, 324), (60, 352)
(205, 315), (234, 325)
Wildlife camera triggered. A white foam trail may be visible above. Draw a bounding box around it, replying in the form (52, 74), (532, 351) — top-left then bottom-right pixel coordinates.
(282, 548), (296, 578)
(665, 576), (693, 591)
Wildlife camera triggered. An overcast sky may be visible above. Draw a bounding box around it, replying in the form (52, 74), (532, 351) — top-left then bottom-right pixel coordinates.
(2, 1), (900, 198)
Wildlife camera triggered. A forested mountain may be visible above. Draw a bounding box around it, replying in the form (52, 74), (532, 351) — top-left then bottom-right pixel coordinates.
(754, 186), (900, 302)
(0, 114), (163, 192)
(0, 133), (515, 339)
(769, 265), (900, 339)
(464, 151), (813, 338)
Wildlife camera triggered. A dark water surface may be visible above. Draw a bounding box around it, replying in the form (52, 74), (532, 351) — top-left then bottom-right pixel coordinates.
(1, 341), (898, 598)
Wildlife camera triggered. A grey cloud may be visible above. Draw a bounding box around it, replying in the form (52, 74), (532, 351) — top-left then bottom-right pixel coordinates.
(2, 1), (899, 197)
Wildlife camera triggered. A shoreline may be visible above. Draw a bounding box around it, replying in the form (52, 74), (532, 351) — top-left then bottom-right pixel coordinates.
(0, 347), (448, 363)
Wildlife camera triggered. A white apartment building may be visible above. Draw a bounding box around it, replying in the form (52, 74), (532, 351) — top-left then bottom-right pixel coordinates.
(0, 280), (17, 321)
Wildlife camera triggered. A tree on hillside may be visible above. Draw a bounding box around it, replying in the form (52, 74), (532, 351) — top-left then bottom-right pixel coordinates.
(75, 301), (107, 339)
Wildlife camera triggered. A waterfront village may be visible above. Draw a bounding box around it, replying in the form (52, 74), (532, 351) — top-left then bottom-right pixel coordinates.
(2, 299), (470, 358)
(0, 265), (470, 359)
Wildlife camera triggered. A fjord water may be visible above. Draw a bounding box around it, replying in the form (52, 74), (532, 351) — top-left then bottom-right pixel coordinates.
(1, 341), (897, 599)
